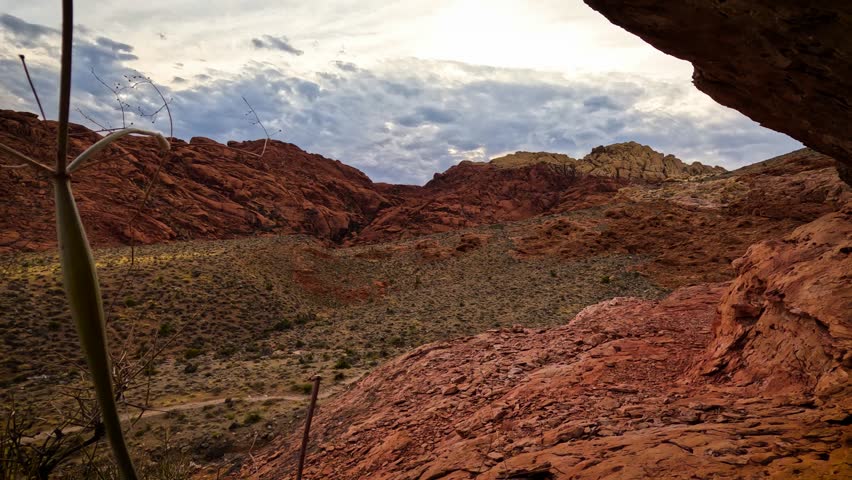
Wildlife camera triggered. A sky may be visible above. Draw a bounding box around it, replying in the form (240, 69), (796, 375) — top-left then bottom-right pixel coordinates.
(0, 0), (802, 184)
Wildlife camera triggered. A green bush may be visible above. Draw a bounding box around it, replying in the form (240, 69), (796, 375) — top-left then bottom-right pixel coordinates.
(184, 347), (203, 360)
(243, 412), (262, 425)
(157, 322), (175, 337)
(291, 382), (314, 394)
(333, 357), (352, 369)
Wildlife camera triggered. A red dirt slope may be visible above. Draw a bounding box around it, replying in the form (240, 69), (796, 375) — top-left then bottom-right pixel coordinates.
(244, 205), (851, 480)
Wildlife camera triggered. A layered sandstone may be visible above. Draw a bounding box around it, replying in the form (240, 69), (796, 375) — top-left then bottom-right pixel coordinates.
(0, 110), (391, 252)
(490, 142), (725, 181)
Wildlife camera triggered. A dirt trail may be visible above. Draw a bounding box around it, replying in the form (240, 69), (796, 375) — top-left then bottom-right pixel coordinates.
(28, 376), (358, 443)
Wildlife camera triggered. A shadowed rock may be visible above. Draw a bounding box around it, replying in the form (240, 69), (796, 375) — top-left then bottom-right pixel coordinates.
(583, 0), (852, 183)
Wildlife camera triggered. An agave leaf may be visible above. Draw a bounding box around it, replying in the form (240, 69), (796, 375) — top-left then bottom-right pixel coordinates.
(54, 176), (138, 479)
(67, 127), (170, 173)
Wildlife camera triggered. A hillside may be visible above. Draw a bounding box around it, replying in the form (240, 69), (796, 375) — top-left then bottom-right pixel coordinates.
(3, 110), (727, 252)
(1, 108), (850, 477)
(3, 132), (848, 476)
(245, 196), (852, 480)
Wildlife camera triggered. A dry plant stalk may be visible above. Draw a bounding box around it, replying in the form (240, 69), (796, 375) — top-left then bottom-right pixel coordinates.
(0, 1), (170, 478)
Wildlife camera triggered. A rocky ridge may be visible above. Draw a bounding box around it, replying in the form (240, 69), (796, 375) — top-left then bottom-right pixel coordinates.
(490, 142), (725, 181)
(2, 110), (727, 252)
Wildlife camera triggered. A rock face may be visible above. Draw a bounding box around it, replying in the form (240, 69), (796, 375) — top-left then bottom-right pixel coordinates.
(354, 162), (626, 243)
(583, 0), (852, 182)
(245, 207), (852, 480)
(511, 149), (849, 287)
(699, 203), (852, 399)
(2, 110), (733, 251)
(0, 110), (391, 251)
(490, 142), (725, 182)
(491, 142), (724, 181)
(581, 142), (725, 180)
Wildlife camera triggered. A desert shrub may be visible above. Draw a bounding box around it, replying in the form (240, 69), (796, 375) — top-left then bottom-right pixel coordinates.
(333, 371), (345, 381)
(243, 412), (262, 425)
(183, 363), (198, 374)
(157, 322), (175, 337)
(294, 312), (316, 325)
(183, 348), (203, 360)
(273, 319), (292, 331)
(333, 357), (352, 369)
(600, 275), (611, 284)
(291, 382), (314, 394)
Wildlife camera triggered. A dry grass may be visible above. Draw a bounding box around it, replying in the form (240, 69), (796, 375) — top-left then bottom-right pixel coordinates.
(0, 215), (666, 472)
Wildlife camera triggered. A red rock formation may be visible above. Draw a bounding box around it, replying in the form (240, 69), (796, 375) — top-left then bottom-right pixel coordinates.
(699, 202), (852, 399)
(244, 207), (852, 480)
(582, 0), (852, 183)
(511, 150), (849, 287)
(354, 161), (626, 244)
(490, 143), (724, 181)
(2, 110), (731, 252)
(5, 110), (715, 251)
(0, 110), (391, 252)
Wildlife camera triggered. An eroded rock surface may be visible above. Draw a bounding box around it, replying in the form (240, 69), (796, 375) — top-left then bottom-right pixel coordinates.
(511, 150), (849, 287)
(0, 110), (390, 252)
(490, 142), (724, 181)
(245, 207), (851, 479)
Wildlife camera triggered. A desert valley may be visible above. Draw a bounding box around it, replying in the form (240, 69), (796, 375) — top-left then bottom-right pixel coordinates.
(1, 106), (850, 478)
(1, 1), (851, 479)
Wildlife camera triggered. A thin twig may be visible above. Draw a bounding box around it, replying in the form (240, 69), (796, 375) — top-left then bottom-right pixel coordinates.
(91, 68), (126, 129)
(0, 142), (54, 172)
(242, 96), (280, 159)
(19, 55), (47, 121)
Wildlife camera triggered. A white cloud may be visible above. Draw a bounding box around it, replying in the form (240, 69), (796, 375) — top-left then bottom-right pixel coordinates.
(0, 4), (802, 184)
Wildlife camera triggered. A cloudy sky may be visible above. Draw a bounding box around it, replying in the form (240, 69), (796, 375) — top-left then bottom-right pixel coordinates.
(0, 0), (801, 184)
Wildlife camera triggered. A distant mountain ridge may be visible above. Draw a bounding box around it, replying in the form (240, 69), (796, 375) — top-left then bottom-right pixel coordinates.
(0, 109), (818, 253)
(488, 142), (725, 180)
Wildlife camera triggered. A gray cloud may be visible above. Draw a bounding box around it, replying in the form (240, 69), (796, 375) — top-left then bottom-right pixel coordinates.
(583, 95), (621, 112)
(333, 61), (358, 72)
(1, 17), (803, 185)
(0, 14), (58, 48)
(251, 35), (304, 56)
